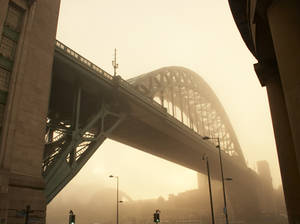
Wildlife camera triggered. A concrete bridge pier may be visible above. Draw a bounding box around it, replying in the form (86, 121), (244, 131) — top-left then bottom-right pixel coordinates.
(0, 0), (60, 223)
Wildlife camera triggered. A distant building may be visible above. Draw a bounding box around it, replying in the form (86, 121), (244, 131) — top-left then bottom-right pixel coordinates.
(256, 160), (276, 214)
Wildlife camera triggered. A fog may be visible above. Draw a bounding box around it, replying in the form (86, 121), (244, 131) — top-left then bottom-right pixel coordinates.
(48, 0), (284, 222)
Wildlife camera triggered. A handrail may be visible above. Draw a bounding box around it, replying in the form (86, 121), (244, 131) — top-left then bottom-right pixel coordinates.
(55, 40), (114, 81)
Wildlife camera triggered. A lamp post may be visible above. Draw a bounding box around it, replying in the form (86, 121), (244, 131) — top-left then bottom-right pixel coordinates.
(203, 136), (229, 224)
(109, 175), (122, 224)
(202, 154), (215, 224)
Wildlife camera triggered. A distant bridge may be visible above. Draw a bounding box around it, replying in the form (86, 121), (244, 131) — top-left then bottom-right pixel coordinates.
(44, 40), (260, 218)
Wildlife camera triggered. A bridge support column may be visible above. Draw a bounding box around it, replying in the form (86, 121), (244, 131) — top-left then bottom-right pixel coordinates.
(0, 0), (60, 223)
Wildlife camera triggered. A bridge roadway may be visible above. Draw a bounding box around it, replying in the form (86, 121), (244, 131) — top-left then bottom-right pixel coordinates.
(46, 40), (261, 219)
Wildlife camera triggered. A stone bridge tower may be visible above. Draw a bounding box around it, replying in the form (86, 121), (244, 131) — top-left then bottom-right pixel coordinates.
(0, 0), (60, 223)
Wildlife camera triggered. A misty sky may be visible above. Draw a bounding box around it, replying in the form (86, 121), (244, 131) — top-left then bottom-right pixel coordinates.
(51, 0), (281, 203)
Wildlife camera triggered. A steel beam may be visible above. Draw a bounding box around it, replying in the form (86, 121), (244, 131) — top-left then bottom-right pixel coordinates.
(43, 98), (125, 203)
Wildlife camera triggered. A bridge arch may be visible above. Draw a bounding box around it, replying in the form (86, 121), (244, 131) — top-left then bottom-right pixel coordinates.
(128, 66), (245, 164)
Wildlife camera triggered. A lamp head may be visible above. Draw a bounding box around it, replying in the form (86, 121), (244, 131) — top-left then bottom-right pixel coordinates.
(109, 175), (114, 178)
(203, 136), (210, 140)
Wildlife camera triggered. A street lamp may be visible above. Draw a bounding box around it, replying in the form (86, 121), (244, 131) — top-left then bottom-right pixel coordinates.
(109, 175), (122, 224)
(202, 154), (215, 224)
(203, 136), (229, 224)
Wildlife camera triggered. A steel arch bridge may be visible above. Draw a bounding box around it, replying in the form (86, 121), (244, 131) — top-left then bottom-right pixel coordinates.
(44, 41), (259, 217)
(128, 66), (245, 163)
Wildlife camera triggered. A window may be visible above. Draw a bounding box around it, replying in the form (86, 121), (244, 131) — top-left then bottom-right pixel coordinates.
(0, 67), (10, 91)
(5, 3), (24, 32)
(0, 36), (16, 60)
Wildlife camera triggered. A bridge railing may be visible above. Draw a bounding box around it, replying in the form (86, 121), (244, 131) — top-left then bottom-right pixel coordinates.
(55, 40), (113, 81)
